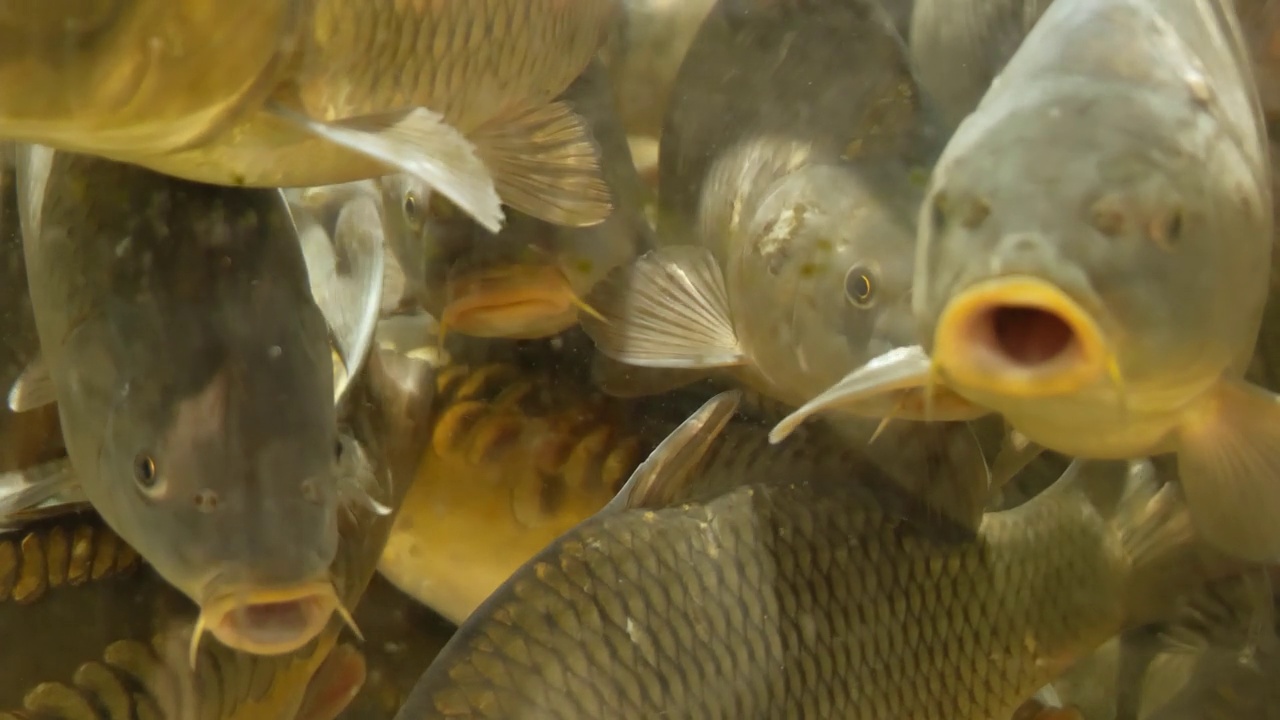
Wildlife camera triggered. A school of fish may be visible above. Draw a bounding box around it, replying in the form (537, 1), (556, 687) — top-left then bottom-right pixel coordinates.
(3, 0), (1280, 718)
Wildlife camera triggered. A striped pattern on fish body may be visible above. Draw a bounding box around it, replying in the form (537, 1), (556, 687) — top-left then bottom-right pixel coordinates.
(395, 412), (1208, 720)
(0, 514), (138, 606)
(379, 361), (649, 623)
(0, 629), (340, 720)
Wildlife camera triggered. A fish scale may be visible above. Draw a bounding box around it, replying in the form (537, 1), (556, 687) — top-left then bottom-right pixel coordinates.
(394, 401), (1216, 719)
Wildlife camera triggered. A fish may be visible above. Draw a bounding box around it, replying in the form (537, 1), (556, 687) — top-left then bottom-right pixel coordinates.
(391, 389), (1229, 720)
(378, 361), (660, 625)
(374, 61), (652, 343)
(0, 510), (139, 606)
(0, 0), (616, 233)
(6, 146), (352, 660)
(581, 0), (945, 408)
(769, 0), (1280, 562)
(908, 0), (1056, 129)
(599, 0), (719, 140)
(0, 319), (441, 720)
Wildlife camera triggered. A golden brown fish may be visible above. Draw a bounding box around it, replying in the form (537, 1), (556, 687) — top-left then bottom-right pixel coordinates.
(0, 0), (617, 233)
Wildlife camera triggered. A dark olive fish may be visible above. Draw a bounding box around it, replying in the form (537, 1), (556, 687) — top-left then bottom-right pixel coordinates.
(394, 391), (1226, 720)
(9, 146), (344, 660)
(0, 325), (441, 720)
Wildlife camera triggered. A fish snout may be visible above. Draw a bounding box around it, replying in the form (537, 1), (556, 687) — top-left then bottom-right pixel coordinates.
(989, 233), (1058, 276)
(932, 276), (1109, 398)
(201, 580), (340, 657)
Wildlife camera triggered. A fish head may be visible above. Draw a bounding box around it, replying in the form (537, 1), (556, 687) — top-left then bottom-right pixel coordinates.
(915, 89), (1271, 419)
(382, 174), (596, 340)
(0, 0), (295, 154)
(730, 163), (921, 398)
(82, 286), (344, 657)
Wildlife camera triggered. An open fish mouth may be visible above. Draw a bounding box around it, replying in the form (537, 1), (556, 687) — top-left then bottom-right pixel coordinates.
(932, 275), (1111, 398)
(192, 580), (358, 664)
(442, 264), (597, 339)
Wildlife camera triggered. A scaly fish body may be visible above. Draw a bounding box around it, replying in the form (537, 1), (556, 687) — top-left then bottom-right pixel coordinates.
(379, 362), (657, 624)
(14, 147), (344, 658)
(0, 0), (616, 232)
(582, 0), (944, 406)
(0, 0), (299, 158)
(394, 399), (1215, 720)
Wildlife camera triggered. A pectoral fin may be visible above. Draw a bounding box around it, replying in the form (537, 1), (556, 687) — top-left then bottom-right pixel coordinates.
(271, 104), (504, 233)
(990, 429), (1046, 491)
(769, 345), (987, 445)
(1177, 378), (1280, 561)
(580, 245), (745, 370)
(605, 390), (741, 513)
(8, 355), (56, 412)
(472, 101), (613, 228)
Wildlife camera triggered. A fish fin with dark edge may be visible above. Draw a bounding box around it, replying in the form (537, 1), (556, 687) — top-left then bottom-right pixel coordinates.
(862, 420), (991, 534)
(269, 103), (504, 234)
(769, 344), (988, 444)
(590, 352), (709, 398)
(604, 389), (742, 513)
(293, 643), (368, 720)
(990, 429), (1046, 491)
(471, 101), (613, 228)
(1176, 378), (1280, 561)
(580, 245), (745, 370)
(8, 355), (56, 412)
(0, 458), (78, 521)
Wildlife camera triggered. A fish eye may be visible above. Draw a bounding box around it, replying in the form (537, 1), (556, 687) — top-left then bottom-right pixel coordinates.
(133, 453), (160, 493)
(844, 265), (877, 308)
(403, 192), (419, 222)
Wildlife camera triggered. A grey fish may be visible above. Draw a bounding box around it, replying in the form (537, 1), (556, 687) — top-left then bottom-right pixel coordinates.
(581, 0), (945, 407)
(392, 390), (1226, 720)
(0, 321), (440, 720)
(770, 0), (1280, 563)
(7, 146), (347, 660)
(0, 0), (617, 234)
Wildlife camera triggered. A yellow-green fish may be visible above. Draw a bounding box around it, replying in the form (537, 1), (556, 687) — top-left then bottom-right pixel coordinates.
(771, 0), (1280, 563)
(391, 390), (1229, 720)
(7, 146), (356, 660)
(378, 362), (658, 625)
(0, 0), (616, 234)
